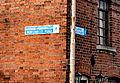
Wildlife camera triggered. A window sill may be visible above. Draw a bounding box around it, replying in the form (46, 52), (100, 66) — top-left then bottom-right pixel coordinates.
(96, 45), (116, 52)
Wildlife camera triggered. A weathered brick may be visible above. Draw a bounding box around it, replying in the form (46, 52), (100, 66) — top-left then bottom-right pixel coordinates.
(72, 0), (120, 82)
(0, 0), (67, 83)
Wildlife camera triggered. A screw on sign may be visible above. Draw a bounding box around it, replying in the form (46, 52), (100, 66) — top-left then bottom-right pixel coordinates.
(75, 26), (87, 36)
(25, 25), (59, 35)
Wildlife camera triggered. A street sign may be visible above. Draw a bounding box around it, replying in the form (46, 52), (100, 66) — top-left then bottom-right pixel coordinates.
(25, 25), (59, 35)
(75, 26), (87, 36)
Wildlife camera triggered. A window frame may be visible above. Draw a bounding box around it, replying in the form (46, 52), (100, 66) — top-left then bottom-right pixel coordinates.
(98, 0), (110, 46)
(97, 0), (116, 52)
(75, 75), (88, 83)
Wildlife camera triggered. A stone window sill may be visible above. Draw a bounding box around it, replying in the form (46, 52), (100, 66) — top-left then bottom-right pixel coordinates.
(96, 45), (116, 52)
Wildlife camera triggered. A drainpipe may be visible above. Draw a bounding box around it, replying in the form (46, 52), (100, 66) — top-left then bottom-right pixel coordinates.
(70, 0), (76, 83)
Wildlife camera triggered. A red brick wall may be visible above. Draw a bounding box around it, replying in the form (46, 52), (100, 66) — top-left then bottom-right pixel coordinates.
(75, 0), (120, 82)
(0, 0), (67, 83)
(75, 0), (98, 75)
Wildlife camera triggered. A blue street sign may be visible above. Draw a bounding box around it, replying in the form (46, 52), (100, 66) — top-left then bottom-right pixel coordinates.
(25, 25), (59, 35)
(75, 26), (87, 36)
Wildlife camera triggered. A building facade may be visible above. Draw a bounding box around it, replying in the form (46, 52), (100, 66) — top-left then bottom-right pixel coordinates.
(0, 0), (120, 83)
(72, 0), (120, 83)
(0, 0), (67, 83)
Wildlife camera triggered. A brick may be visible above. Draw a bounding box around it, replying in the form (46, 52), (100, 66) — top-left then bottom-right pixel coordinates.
(0, 0), (67, 83)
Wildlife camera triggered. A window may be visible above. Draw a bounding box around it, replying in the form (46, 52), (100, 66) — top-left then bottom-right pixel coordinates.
(108, 77), (120, 83)
(80, 80), (87, 83)
(75, 75), (88, 83)
(97, 0), (110, 46)
(108, 80), (117, 83)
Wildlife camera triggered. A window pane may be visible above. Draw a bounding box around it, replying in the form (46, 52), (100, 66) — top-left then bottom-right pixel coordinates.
(99, 11), (103, 19)
(99, 20), (103, 27)
(100, 28), (104, 36)
(99, 20), (105, 28)
(104, 2), (106, 9)
(100, 37), (105, 45)
(80, 80), (87, 83)
(103, 21), (105, 28)
(75, 77), (79, 83)
(99, 1), (104, 9)
(99, 11), (106, 20)
(103, 12), (106, 19)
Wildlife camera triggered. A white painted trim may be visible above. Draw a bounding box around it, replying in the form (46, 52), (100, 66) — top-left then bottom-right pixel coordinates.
(97, 45), (116, 52)
(81, 76), (89, 83)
